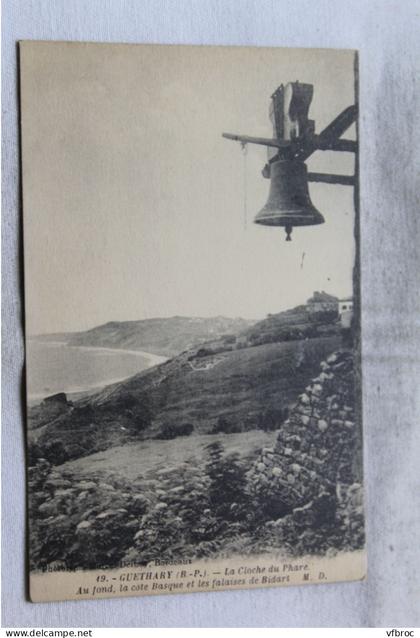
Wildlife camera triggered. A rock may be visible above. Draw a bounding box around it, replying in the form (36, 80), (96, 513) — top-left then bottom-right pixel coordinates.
(284, 447), (293, 456)
(316, 373), (326, 383)
(169, 486), (184, 494)
(297, 405), (312, 416)
(301, 415), (310, 426)
(291, 463), (301, 474)
(257, 463), (266, 472)
(76, 520), (92, 530)
(45, 478), (72, 489)
(76, 481), (97, 491)
(43, 392), (68, 405)
(300, 393), (310, 405)
(348, 483), (363, 507)
(54, 489), (74, 497)
(101, 483), (116, 492)
(50, 514), (67, 525)
(272, 467), (282, 477)
(318, 420), (328, 432)
(38, 501), (57, 516)
(312, 384), (323, 396)
(96, 510), (118, 519)
(156, 468), (173, 477)
(327, 354), (338, 364)
(345, 420), (354, 429)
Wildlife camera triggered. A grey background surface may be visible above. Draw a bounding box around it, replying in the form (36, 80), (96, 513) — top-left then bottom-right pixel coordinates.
(2, 0), (420, 628)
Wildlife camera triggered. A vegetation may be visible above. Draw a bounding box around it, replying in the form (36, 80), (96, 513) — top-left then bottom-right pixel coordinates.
(28, 299), (362, 571)
(29, 435), (363, 572)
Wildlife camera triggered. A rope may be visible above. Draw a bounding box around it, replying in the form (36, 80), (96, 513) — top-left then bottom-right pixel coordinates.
(241, 142), (248, 230)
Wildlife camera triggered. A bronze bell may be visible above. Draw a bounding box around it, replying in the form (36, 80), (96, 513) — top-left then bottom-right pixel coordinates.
(254, 160), (324, 240)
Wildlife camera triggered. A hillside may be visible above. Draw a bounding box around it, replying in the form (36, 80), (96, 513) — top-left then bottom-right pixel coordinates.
(242, 293), (339, 346)
(61, 316), (254, 357)
(28, 346), (362, 573)
(91, 335), (342, 433)
(34, 290), (340, 357)
(28, 293), (345, 464)
(30, 334), (342, 464)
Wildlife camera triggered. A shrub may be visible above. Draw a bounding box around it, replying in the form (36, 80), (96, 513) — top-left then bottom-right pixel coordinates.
(204, 442), (251, 523)
(210, 416), (241, 434)
(154, 422), (194, 440)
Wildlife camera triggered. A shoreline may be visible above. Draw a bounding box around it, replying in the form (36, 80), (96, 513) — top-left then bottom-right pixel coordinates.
(27, 341), (169, 403)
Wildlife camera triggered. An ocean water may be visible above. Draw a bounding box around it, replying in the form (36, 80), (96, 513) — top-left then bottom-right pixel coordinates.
(26, 340), (166, 402)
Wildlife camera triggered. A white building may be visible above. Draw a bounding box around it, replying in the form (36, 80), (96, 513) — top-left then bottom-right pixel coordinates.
(338, 297), (353, 328)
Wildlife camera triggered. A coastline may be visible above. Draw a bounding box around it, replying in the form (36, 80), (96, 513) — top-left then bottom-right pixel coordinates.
(27, 341), (169, 403)
(69, 344), (169, 366)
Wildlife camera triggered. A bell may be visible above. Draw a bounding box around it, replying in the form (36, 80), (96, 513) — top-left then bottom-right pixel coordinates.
(254, 160), (324, 240)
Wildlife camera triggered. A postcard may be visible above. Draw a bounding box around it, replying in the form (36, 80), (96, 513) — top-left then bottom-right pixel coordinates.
(20, 41), (365, 602)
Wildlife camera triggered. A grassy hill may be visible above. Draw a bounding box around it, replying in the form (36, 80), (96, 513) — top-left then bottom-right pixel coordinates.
(30, 334), (342, 464)
(65, 316), (255, 357)
(28, 294), (345, 465)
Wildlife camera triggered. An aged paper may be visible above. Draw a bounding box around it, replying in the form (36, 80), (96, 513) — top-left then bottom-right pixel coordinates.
(20, 41), (365, 602)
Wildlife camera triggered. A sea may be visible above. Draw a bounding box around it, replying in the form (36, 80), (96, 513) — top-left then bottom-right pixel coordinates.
(26, 339), (167, 403)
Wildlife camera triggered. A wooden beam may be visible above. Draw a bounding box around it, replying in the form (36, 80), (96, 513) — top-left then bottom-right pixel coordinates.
(295, 105), (358, 160)
(313, 137), (357, 153)
(222, 132), (290, 149)
(307, 172), (355, 186)
(317, 105), (358, 142)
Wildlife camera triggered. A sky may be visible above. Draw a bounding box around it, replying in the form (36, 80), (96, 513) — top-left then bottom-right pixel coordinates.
(20, 42), (356, 334)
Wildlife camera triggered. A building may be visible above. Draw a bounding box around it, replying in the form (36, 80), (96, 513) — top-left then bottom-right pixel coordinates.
(338, 297), (353, 328)
(306, 291), (338, 314)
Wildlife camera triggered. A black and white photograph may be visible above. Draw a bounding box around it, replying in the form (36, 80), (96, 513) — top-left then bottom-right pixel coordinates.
(20, 41), (365, 602)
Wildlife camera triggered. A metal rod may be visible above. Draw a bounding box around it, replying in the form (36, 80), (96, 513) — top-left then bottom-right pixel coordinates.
(307, 172), (355, 186)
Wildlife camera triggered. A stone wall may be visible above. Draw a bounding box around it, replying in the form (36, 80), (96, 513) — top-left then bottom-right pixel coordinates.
(249, 350), (364, 554)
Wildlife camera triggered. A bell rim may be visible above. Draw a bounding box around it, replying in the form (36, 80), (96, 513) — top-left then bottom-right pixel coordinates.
(254, 211), (325, 227)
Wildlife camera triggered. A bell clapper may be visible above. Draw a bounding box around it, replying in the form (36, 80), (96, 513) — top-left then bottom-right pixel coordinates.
(285, 224), (293, 241)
